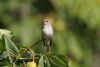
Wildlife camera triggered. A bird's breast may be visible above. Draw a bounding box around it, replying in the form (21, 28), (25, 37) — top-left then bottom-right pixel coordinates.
(42, 26), (53, 39)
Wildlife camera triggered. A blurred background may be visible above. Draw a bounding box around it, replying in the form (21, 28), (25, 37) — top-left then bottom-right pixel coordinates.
(0, 0), (100, 67)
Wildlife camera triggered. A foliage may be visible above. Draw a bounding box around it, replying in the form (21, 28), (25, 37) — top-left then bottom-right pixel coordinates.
(0, 30), (68, 67)
(0, 0), (100, 67)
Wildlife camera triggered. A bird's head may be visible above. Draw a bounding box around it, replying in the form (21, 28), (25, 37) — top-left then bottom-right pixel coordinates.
(42, 19), (51, 25)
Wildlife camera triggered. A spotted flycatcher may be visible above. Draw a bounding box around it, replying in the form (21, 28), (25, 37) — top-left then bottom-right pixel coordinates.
(41, 19), (53, 52)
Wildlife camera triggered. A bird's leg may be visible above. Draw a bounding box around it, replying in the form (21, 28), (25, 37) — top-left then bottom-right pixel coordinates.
(42, 39), (48, 53)
(42, 36), (46, 46)
(45, 41), (50, 53)
(45, 45), (50, 53)
(50, 38), (52, 46)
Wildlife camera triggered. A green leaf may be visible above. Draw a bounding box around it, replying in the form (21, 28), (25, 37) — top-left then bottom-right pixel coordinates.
(0, 58), (9, 66)
(46, 54), (69, 67)
(0, 51), (8, 58)
(0, 29), (13, 40)
(38, 55), (44, 67)
(0, 29), (13, 51)
(2, 34), (20, 65)
(0, 40), (5, 51)
(44, 56), (51, 67)
(12, 63), (16, 67)
(38, 54), (69, 67)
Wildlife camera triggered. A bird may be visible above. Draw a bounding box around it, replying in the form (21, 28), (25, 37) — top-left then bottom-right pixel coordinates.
(41, 18), (53, 52)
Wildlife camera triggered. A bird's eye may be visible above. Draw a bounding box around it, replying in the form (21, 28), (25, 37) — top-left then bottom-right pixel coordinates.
(45, 20), (48, 22)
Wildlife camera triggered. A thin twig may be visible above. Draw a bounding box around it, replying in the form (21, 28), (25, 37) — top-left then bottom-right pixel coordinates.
(29, 40), (43, 48)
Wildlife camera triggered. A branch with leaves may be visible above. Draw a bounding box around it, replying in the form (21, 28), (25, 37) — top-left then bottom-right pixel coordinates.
(0, 29), (69, 67)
